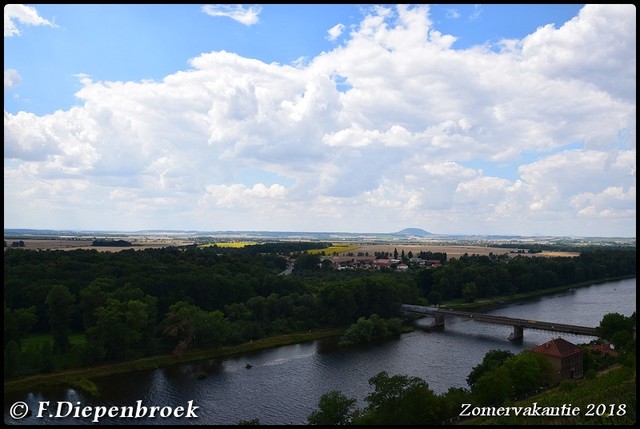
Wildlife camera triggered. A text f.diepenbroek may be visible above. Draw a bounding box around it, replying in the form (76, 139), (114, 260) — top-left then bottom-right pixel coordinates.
(36, 400), (199, 422)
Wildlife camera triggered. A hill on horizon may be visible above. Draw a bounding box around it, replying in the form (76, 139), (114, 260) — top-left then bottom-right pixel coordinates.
(395, 228), (433, 236)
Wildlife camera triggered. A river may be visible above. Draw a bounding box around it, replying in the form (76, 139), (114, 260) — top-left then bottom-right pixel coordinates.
(4, 278), (635, 425)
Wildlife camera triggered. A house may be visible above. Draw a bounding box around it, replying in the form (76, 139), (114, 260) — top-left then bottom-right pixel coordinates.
(531, 337), (583, 382)
(372, 259), (391, 268)
(587, 343), (619, 358)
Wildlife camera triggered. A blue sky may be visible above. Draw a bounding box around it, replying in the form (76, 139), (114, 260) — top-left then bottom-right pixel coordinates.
(4, 4), (636, 237)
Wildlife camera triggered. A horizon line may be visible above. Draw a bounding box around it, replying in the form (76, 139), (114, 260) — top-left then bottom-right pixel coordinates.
(3, 227), (636, 240)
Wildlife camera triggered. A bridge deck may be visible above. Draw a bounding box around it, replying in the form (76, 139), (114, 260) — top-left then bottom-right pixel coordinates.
(400, 304), (598, 337)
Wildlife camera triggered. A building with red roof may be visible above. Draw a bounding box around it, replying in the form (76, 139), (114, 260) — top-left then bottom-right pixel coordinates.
(531, 337), (583, 382)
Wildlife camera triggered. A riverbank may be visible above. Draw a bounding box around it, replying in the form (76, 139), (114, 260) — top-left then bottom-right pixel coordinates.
(3, 328), (344, 396)
(5, 276), (634, 397)
(444, 275), (636, 312)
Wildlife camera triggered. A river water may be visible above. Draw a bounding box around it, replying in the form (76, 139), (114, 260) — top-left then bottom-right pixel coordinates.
(4, 278), (635, 425)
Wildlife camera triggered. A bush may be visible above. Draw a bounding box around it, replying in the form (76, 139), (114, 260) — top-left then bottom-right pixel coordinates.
(559, 379), (577, 391)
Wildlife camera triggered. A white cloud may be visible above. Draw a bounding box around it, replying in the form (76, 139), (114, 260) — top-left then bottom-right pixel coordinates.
(4, 68), (21, 90)
(446, 9), (460, 19)
(4, 4), (55, 37)
(572, 185), (636, 218)
(469, 4), (482, 22)
(3, 5), (636, 236)
(199, 183), (286, 208)
(518, 4), (636, 102)
(326, 23), (344, 41)
(201, 4), (261, 26)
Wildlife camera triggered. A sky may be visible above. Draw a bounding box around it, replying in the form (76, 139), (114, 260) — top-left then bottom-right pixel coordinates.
(3, 4), (636, 237)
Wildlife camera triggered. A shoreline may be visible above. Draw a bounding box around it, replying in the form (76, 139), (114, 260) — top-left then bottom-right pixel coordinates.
(443, 275), (635, 312)
(4, 275), (634, 397)
(4, 328), (344, 397)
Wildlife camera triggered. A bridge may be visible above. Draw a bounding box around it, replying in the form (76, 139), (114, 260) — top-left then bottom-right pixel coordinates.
(400, 304), (599, 341)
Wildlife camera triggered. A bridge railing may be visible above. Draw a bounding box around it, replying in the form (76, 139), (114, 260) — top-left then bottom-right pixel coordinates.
(400, 304), (598, 337)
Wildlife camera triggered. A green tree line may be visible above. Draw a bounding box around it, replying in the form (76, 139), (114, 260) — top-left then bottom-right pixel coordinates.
(3, 245), (636, 379)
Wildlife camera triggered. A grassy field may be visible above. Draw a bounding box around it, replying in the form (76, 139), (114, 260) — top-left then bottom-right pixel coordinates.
(20, 333), (87, 351)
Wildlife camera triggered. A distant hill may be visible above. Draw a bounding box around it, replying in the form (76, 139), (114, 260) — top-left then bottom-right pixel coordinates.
(395, 228), (433, 236)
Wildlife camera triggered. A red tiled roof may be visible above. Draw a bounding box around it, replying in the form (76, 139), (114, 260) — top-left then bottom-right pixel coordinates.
(587, 343), (619, 357)
(531, 338), (581, 358)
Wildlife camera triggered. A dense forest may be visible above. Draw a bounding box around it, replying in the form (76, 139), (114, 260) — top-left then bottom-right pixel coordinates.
(3, 244), (636, 379)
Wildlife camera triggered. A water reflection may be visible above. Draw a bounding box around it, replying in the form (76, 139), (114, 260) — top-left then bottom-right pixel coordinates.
(5, 278), (635, 425)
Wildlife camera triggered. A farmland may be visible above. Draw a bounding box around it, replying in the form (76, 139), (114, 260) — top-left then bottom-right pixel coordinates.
(3, 235), (584, 259)
(307, 244), (362, 255)
(3, 237), (192, 252)
(306, 243), (580, 259)
(3, 238), (580, 258)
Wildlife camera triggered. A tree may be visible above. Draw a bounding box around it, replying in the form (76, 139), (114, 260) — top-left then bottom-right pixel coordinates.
(45, 285), (75, 352)
(360, 371), (446, 425)
(341, 316), (374, 345)
(308, 390), (357, 425)
(597, 312), (634, 341)
(393, 248), (399, 259)
(4, 340), (21, 378)
(427, 290), (442, 305)
(610, 330), (633, 351)
(462, 282), (478, 303)
(503, 351), (552, 397)
(293, 253), (321, 272)
(78, 279), (110, 329)
(4, 304), (37, 347)
(466, 349), (514, 388)
(472, 366), (514, 406)
(164, 301), (230, 356)
(87, 298), (153, 362)
(40, 340), (54, 373)
(321, 258), (334, 270)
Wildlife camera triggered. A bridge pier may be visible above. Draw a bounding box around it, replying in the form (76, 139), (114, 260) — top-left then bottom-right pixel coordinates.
(434, 314), (445, 329)
(421, 313), (445, 332)
(508, 326), (523, 342)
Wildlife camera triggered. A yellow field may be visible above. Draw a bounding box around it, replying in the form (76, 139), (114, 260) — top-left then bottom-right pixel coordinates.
(308, 245), (362, 255)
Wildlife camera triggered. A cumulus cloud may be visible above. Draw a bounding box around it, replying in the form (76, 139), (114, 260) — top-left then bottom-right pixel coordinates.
(202, 4), (261, 26)
(4, 4), (55, 37)
(3, 4), (636, 235)
(519, 4), (636, 102)
(199, 183), (286, 208)
(326, 23), (345, 41)
(4, 68), (21, 90)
